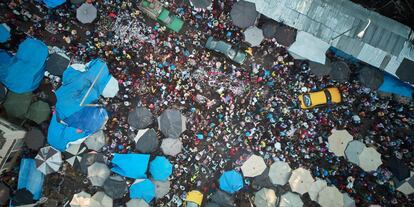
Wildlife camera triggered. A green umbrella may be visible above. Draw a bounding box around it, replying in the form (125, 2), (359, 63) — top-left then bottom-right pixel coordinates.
(25, 101), (51, 124)
(3, 91), (33, 119)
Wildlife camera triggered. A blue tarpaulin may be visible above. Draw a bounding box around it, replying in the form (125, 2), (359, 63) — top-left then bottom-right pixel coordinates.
(63, 107), (108, 134)
(43, 0), (66, 8)
(130, 179), (155, 203)
(149, 156), (172, 181)
(219, 170), (244, 194)
(47, 113), (88, 151)
(1, 38), (48, 93)
(55, 59), (111, 120)
(111, 154), (150, 179)
(17, 159), (44, 200)
(0, 24), (10, 43)
(379, 72), (414, 98)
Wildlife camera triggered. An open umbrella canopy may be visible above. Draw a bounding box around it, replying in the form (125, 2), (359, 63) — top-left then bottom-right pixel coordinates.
(345, 140), (366, 165)
(261, 22), (278, 38)
(24, 128), (45, 150)
(44, 52), (70, 76)
(0, 182), (10, 205)
(63, 107), (108, 134)
(134, 128), (159, 153)
(186, 190), (204, 206)
(317, 186), (343, 207)
(161, 138), (183, 156)
(190, 0), (212, 8)
(149, 156), (173, 181)
(328, 129), (353, 157)
(153, 180), (171, 198)
(253, 167), (274, 189)
(102, 76), (119, 98)
(358, 66), (384, 90)
(387, 156), (410, 181)
(269, 161), (291, 186)
(80, 152), (106, 174)
(103, 175), (128, 199)
(254, 188), (277, 207)
(128, 106), (153, 129)
(244, 26), (264, 47)
(3, 91), (33, 119)
(358, 147), (382, 172)
(309, 59), (332, 77)
(397, 176), (414, 196)
(230, 0), (257, 29)
(307, 179), (328, 202)
(90, 191), (112, 207)
(288, 168), (314, 195)
(219, 170), (244, 194)
(111, 153), (150, 179)
(76, 3), (97, 24)
(63, 143), (87, 168)
(130, 179), (156, 203)
(88, 162), (110, 186)
(12, 189), (35, 206)
(241, 154), (266, 177)
(84, 130), (107, 151)
(25, 100), (50, 124)
(158, 109), (186, 138)
(35, 146), (63, 175)
(343, 193), (356, 207)
(211, 190), (234, 207)
(126, 199), (150, 207)
(0, 23), (10, 43)
(70, 191), (91, 207)
(329, 61), (351, 82)
(0, 83), (6, 103)
(279, 192), (303, 207)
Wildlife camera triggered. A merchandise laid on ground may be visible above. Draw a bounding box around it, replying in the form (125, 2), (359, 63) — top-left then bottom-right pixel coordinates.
(0, 0), (414, 206)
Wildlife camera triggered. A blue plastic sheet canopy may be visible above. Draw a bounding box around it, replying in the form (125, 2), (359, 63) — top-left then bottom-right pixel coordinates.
(379, 72), (414, 98)
(42, 0), (66, 8)
(130, 179), (156, 203)
(219, 170), (244, 194)
(1, 38), (48, 93)
(63, 107), (108, 134)
(18, 159), (45, 200)
(149, 156), (173, 181)
(111, 153), (150, 179)
(47, 114), (88, 151)
(55, 59), (111, 120)
(0, 23), (11, 43)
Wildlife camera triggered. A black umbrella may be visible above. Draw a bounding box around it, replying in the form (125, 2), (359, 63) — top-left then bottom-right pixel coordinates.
(329, 61), (350, 82)
(12, 189), (34, 206)
(211, 190), (235, 207)
(253, 167), (275, 189)
(190, 0), (212, 8)
(103, 175), (128, 199)
(387, 156), (410, 181)
(358, 66), (384, 90)
(0, 83), (6, 103)
(0, 182), (9, 205)
(128, 107), (154, 129)
(396, 58), (414, 84)
(45, 53), (70, 76)
(80, 152), (105, 174)
(309, 59), (332, 77)
(261, 22), (278, 38)
(24, 128), (45, 150)
(134, 128), (159, 153)
(273, 25), (297, 47)
(230, 0), (258, 29)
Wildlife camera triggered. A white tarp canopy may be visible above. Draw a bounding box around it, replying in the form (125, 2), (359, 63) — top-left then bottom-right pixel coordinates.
(288, 31), (330, 64)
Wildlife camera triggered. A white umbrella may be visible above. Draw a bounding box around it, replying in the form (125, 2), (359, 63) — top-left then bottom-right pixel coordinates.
(88, 162), (110, 186)
(244, 26), (264, 47)
(63, 143), (87, 168)
(268, 161), (291, 186)
(102, 76), (119, 98)
(35, 146), (63, 175)
(343, 193), (356, 207)
(153, 180), (171, 199)
(84, 130), (107, 151)
(161, 138), (183, 156)
(254, 188), (277, 207)
(90, 191), (112, 207)
(307, 179), (327, 202)
(126, 199), (149, 207)
(279, 192), (303, 207)
(241, 155), (267, 177)
(70, 191), (91, 207)
(345, 140), (366, 165)
(358, 147), (382, 171)
(288, 167), (314, 195)
(328, 129), (353, 157)
(317, 186), (343, 207)
(76, 3), (97, 24)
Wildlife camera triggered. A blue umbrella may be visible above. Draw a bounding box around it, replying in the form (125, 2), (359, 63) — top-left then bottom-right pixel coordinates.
(130, 179), (155, 203)
(149, 156), (172, 181)
(0, 24), (10, 43)
(111, 154), (150, 179)
(219, 170), (244, 194)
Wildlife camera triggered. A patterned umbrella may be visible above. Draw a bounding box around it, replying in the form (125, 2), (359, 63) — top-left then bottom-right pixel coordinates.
(63, 143), (87, 168)
(35, 146), (63, 175)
